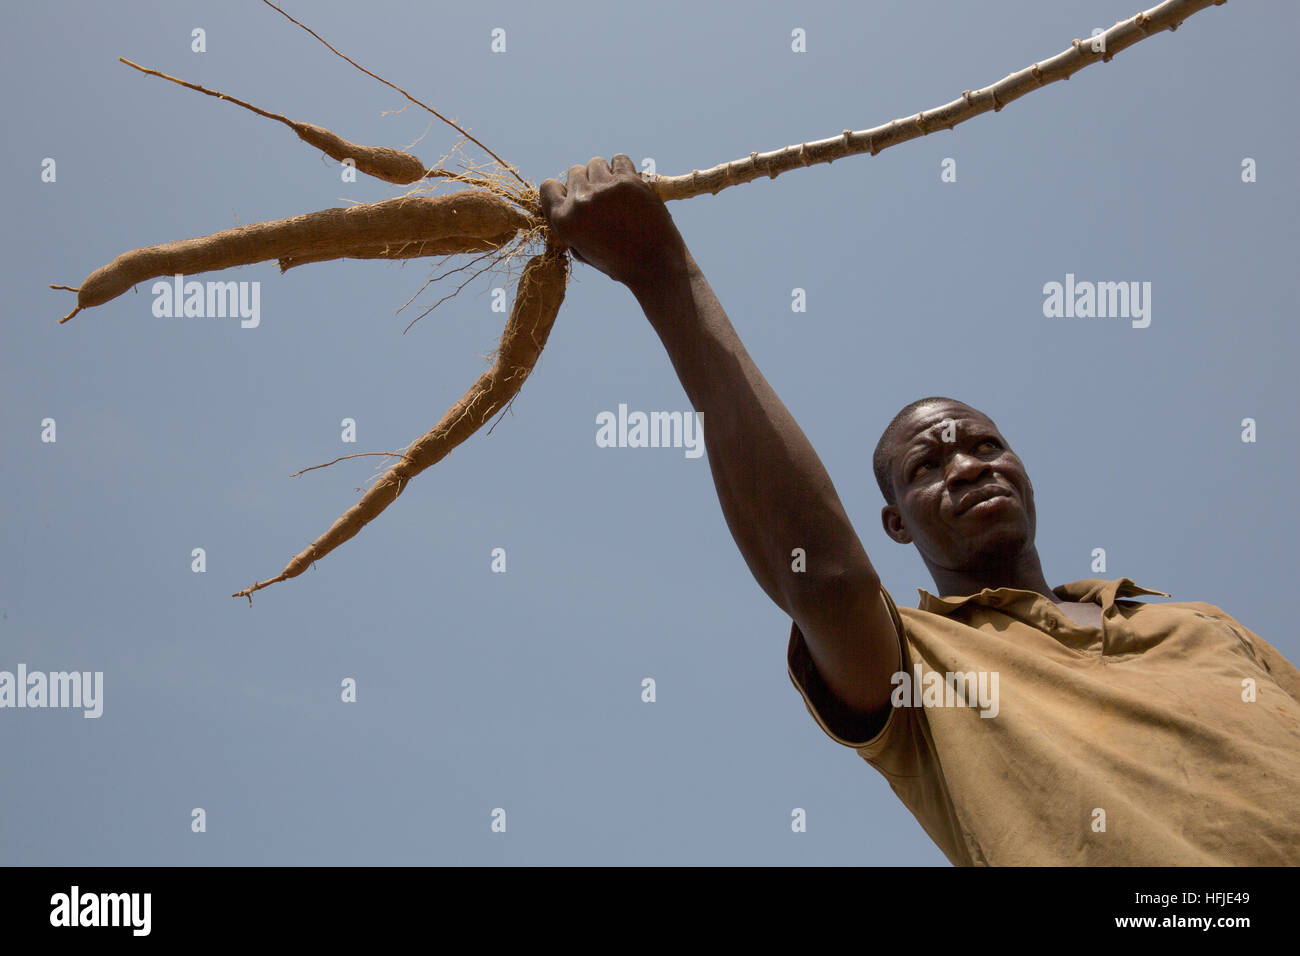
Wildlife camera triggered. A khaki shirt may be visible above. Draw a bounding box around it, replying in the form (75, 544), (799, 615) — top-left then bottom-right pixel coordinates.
(787, 578), (1300, 865)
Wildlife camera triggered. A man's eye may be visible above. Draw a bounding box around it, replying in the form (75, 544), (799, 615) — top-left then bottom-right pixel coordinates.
(978, 439), (1000, 452)
(911, 461), (932, 479)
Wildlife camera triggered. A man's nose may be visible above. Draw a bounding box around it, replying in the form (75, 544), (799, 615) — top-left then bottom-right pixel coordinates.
(945, 451), (990, 485)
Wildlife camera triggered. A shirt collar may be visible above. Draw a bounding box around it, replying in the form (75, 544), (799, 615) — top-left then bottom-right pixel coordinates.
(915, 577), (1171, 616)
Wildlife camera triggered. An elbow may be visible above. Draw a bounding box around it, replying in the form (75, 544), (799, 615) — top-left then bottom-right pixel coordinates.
(787, 563), (880, 626)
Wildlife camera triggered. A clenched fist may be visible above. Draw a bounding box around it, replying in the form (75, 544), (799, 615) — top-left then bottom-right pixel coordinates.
(539, 154), (688, 293)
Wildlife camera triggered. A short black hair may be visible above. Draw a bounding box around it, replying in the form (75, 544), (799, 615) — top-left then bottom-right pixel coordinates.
(872, 396), (974, 505)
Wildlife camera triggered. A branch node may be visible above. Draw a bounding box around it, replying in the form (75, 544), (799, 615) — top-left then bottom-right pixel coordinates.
(914, 112), (928, 134)
(1030, 62), (1045, 85)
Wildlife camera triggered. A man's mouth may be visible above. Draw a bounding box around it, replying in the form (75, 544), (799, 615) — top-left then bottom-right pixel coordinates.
(956, 486), (1011, 515)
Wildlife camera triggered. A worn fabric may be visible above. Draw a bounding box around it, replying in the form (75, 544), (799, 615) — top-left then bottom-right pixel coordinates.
(787, 577), (1300, 865)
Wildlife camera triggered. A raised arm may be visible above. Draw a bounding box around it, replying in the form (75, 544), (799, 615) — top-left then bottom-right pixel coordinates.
(540, 155), (899, 728)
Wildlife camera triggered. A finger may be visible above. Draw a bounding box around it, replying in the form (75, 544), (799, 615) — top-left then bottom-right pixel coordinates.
(611, 153), (637, 177)
(538, 178), (566, 216)
(587, 156), (613, 184)
(565, 163), (589, 198)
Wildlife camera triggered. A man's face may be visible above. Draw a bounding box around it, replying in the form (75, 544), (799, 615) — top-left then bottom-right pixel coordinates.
(881, 401), (1037, 571)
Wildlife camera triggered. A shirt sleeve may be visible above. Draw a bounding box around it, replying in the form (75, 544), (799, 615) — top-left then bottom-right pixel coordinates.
(786, 583), (911, 754)
(785, 586), (972, 863)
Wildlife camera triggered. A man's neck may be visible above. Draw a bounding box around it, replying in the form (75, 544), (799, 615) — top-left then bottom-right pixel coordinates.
(925, 549), (1059, 601)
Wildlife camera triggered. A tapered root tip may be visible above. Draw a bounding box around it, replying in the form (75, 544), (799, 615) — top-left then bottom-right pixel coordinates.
(232, 573), (290, 604)
(52, 285), (81, 324)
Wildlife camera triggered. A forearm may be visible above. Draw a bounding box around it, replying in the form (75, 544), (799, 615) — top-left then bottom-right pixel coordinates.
(541, 157), (896, 717)
(628, 251), (877, 616)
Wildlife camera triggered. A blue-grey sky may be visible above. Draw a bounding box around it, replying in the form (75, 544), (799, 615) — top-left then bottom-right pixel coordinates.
(2, 0), (1295, 865)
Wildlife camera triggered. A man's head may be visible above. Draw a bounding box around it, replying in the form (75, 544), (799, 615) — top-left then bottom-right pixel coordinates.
(874, 397), (1038, 573)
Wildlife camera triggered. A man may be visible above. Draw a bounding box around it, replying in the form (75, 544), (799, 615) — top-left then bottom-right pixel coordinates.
(540, 155), (1300, 865)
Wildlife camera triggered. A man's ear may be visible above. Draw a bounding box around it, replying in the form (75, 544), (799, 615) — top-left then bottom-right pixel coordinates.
(882, 504), (912, 544)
